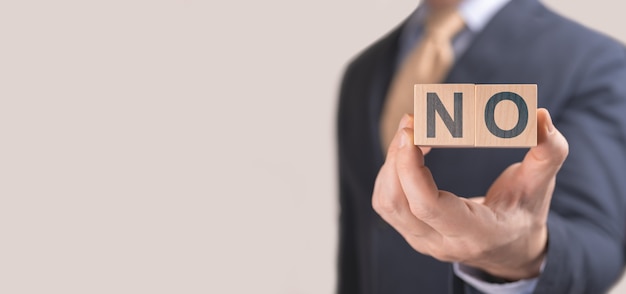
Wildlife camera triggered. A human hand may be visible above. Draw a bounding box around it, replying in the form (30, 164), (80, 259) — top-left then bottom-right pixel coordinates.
(372, 109), (569, 281)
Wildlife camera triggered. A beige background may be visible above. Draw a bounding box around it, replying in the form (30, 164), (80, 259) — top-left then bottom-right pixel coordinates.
(0, 0), (624, 293)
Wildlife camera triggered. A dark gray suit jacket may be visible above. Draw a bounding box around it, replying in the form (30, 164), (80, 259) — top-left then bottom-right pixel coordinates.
(337, 0), (626, 293)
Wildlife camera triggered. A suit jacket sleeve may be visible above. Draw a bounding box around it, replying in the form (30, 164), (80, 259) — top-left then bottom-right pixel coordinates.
(533, 39), (626, 293)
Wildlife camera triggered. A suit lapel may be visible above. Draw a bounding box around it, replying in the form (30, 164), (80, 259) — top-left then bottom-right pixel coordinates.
(447, 0), (542, 83)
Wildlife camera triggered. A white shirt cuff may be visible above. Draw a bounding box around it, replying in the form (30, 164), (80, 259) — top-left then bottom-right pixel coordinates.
(453, 260), (545, 294)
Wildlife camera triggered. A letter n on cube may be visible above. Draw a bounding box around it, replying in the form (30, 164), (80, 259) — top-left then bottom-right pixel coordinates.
(413, 84), (475, 146)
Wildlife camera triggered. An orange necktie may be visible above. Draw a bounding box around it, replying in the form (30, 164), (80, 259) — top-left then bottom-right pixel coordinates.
(380, 9), (465, 151)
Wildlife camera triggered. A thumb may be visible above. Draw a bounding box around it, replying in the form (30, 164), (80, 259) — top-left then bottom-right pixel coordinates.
(520, 108), (569, 186)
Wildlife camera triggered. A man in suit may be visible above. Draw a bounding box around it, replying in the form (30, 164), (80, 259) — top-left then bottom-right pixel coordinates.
(337, 0), (626, 293)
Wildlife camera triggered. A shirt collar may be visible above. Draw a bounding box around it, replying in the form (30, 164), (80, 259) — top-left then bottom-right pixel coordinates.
(411, 0), (512, 33)
(459, 0), (511, 32)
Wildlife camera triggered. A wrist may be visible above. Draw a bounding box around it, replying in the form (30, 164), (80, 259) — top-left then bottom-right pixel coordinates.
(482, 247), (545, 281)
(468, 224), (547, 281)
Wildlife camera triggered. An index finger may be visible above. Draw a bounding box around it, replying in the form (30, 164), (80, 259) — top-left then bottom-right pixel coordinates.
(395, 128), (480, 236)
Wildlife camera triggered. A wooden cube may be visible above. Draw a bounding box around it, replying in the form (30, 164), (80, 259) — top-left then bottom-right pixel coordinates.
(413, 84), (475, 147)
(474, 85), (537, 147)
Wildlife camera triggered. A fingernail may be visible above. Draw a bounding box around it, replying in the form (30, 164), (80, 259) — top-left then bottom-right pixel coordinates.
(546, 114), (555, 134)
(398, 114), (409, 131)
(399, 130), (408, 147)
